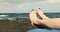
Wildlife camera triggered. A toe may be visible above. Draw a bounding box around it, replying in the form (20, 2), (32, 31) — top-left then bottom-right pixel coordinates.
(39, 8), (41, 9)
(38, 8), (42, 11)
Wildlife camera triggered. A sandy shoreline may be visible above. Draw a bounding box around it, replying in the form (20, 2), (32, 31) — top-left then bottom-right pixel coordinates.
(0, 18), (35, 32)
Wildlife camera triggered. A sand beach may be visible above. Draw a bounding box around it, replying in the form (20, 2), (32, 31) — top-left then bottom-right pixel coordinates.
(0, 18), (35, 32)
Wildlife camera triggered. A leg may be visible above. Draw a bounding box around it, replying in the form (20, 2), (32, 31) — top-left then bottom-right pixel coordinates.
(38, 8), (50, 20)
(29, 9), (60, 29)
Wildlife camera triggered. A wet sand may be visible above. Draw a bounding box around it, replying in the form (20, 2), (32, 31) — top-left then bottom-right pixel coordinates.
(0, 18), (35, 32)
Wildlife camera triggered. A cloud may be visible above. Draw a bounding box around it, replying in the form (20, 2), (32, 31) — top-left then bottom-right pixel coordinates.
(47, 0), (60, 3)
(0, 0), (60, 13)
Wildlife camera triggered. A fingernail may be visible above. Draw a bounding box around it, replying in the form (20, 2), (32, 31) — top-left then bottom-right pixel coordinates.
(39, 8), (40, 9)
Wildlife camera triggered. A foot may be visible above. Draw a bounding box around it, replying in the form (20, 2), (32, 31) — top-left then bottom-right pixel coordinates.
(29, 9), (40, 25)
(38, 8), (50, 20)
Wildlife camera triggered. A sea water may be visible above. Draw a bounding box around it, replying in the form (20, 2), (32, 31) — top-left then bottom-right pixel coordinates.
(0, 13), (60, 18)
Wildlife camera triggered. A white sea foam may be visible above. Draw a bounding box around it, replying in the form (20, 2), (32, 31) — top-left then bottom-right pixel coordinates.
(0, 15), (8, 17)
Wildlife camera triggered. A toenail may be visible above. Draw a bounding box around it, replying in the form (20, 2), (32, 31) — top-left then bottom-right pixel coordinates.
(39, 8), (40, 9)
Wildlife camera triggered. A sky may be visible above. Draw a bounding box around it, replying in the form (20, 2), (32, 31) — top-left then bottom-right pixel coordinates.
(0, 0), (60, 13)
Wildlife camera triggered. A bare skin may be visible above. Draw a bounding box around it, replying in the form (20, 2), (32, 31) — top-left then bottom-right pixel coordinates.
(29, 8), (60, 29)
(38, 8), (50, 20)
(29, 9), (42, 25)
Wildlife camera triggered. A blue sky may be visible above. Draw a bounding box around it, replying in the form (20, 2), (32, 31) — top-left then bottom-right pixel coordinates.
(0, 0), (60, 13)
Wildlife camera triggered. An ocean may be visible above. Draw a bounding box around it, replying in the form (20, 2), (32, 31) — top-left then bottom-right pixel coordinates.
(0, 13), (60, 18)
